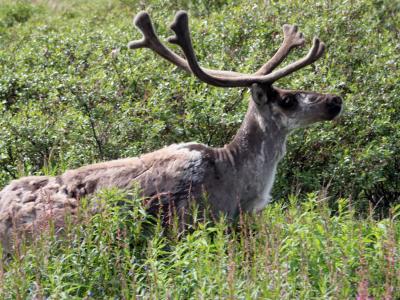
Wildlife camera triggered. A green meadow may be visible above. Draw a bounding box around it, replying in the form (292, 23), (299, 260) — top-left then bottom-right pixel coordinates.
(0, 0), (399, 298)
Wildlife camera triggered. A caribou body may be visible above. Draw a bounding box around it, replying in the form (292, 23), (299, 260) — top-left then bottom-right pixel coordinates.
(0, 11), (342, 252)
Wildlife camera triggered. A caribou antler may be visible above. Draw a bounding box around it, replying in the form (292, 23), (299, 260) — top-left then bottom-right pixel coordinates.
(128, 11), (191, 73)
(167, 11), (325, 87)
(128, 11), (244, 78)
(129, 11), (325, 88)
(255, 24), (305, 75)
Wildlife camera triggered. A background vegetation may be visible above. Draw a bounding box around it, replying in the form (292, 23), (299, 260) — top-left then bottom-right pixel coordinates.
(0, 0), (399, 298)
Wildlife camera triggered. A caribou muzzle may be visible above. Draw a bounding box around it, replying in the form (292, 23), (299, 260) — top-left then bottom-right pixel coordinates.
(325, 95), (343, 120)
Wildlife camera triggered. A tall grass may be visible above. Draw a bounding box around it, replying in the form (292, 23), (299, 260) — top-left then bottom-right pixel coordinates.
(1, 190), (399, 299)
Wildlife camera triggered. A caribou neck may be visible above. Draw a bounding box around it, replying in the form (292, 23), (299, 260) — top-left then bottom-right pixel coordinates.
(222, 101), (288, 170)
(209, 101), (288, 212)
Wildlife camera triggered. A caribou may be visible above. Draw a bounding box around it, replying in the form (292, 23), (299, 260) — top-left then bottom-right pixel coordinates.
(0, 11), (342, 253)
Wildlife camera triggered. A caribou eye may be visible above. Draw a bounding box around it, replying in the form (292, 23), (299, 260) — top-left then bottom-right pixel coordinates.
(279, 95), (297, 109)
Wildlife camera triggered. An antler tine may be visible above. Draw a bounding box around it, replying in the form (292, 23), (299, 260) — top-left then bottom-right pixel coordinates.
(255, 24), (305, 75)
(263, 37), (325, 82)
(128, 11), (245, 78)
(128, 11), (192, 73)
(167, 11), (229, 87)
(168, 11), (256, 87)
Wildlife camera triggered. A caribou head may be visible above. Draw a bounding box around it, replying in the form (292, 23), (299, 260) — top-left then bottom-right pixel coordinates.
(0, 11), (342, 253)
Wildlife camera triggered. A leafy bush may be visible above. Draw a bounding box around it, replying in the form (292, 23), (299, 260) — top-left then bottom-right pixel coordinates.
(0, 0), (42, 31)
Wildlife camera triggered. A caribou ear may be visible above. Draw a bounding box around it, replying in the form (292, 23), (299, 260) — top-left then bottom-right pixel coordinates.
(251, 83), (270, 106)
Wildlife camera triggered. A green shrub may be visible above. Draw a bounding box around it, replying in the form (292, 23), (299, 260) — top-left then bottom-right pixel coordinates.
(0, 0), (42, 31)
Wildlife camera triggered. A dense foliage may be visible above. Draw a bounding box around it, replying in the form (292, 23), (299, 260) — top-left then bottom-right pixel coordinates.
(1, 190), (399, 299)
(0, 0), (399, 298)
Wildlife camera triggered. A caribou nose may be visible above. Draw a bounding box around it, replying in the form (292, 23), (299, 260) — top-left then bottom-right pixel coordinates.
(330, 96), (343, 106)
(327, 95), (343, 109)
(326, 95), (343, 118)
